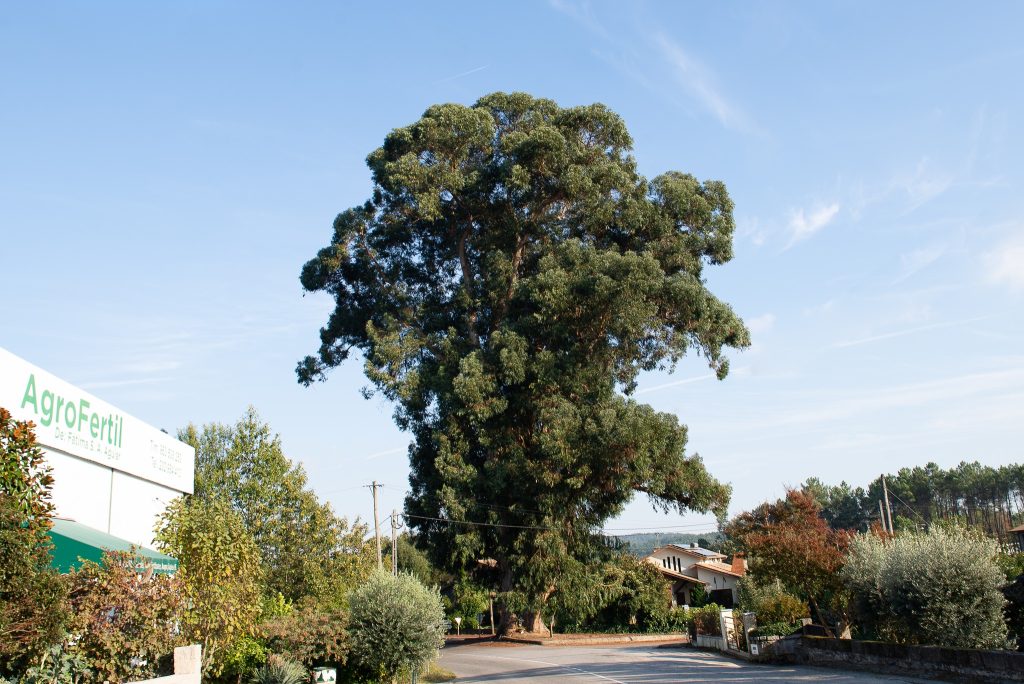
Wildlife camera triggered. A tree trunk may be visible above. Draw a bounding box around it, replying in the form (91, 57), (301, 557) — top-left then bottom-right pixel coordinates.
(496, 563), (516, 635)
(808, 596), (836, 639)
(523, 586), (556, 635)
(522, 610), (547, 635)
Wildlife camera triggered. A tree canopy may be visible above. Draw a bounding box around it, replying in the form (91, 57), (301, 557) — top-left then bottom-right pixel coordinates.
(801, 460), (1024, 540)
(298, 92), (748, 625)
(180, 407), (373, 604)
(155, 495), (263, 677)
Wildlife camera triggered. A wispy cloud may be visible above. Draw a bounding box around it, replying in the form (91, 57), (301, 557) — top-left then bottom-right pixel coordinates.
(891, 157), (953, 211)
(549, 0), (757, 135)
(893, 243), (947, 284)
(78, 377), (168, 391)
(803, 299), (836, 317)
(984, 231), (1024, 291)
(431, 65), (489, 85)
(634, 373), (715, 396)
(787, 203), (839, 246)
(548, 0), (612, 40)
(834, 314), (993, 349)
(746, 313), (776, 334)
(753, 366), (1024, 430)
(652, 33), (756, 134)
(364, 446), (407, 460)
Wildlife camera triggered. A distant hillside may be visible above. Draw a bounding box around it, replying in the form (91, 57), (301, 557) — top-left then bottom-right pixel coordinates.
(612, 531), (725, 558)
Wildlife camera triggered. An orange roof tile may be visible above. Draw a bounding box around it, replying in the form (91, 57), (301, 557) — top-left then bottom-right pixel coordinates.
(694, 560), (745, 578)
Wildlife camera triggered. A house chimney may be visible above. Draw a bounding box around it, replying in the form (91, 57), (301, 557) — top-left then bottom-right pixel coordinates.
(731, 553), (746, 576)
(690, 542), (698, 549)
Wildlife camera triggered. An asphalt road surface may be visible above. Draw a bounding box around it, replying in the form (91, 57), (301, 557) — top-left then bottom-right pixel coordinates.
(438, 642), (934, 683)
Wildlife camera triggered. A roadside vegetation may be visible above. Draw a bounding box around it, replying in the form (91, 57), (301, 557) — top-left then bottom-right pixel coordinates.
(726, 486), (1021, 650)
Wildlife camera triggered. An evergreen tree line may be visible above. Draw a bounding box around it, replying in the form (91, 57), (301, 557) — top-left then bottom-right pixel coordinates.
(802, 460), (1024, 540)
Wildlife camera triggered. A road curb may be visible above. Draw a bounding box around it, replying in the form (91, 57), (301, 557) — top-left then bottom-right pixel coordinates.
(500, 634), (689, 647)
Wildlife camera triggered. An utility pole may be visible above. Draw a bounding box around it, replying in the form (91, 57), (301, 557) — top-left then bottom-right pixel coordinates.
(878, 500), (886, 534)
(881, 475), (894, 535)
(391, 509), (399, 576)
(368, 481), (383, 570)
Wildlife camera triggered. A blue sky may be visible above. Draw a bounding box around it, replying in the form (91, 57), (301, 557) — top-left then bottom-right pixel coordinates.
(2, 1), (1022, 534)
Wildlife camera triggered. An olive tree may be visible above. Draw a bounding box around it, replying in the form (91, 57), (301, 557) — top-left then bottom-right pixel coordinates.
(843, 526), (1010, 648)
(347, 571), (446, 682)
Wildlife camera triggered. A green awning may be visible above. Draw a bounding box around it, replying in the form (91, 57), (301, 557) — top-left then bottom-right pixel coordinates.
(47, 518), (178, 575)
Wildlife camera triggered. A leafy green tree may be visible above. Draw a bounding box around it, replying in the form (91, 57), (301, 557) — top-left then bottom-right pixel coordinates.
(180, 408), (373, 603)
(0, 408), (69, 674)
(843, 526), (1010, 649)
(688, 584), (709, 608)
(442, 580), (488, 630)
(392, 534), (447, 587)
(65, 552), (181, 684)
(801, 478), (869, 531)
(155, 496), (263, 677)
(297, 92), (747, 629)
(347, 571), (446, 682)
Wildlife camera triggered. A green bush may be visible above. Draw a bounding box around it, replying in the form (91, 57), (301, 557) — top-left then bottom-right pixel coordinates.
(443, 581), (487, 630)
(691, 604), (722, 636)
(688, 584), (708, 608)
(736, 577), (807, 625)
(221, 637), (267, 684)
(248, 655), (306, 684)
(262, 603), (348, 668)
(997, 552), (1024, 582)
(347, 571), (445, 682)
(749, 621), (799, 639)
(843, 527), (1010, 649)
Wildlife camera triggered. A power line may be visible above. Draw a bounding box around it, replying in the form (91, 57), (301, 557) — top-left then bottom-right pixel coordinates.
(887, 489), (929, 525)
(403, 513), (559, 531)
(401, 512), (719, 533)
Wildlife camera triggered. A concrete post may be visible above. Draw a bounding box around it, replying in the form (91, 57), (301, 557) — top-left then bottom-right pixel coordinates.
(174, 644), (202, 684)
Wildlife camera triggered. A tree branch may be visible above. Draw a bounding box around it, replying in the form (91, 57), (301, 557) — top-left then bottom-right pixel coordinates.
(458, 226), (480, 348)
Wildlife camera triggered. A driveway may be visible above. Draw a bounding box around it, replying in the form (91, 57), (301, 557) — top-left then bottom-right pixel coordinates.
(438, 642), (933, 683)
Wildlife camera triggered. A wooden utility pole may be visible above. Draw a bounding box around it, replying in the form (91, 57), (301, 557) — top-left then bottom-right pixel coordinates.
(881, 475), (894, 535)
(369, 481), (383, 570)
(391, 509), (399, 576)
(878, 500), (886, 533)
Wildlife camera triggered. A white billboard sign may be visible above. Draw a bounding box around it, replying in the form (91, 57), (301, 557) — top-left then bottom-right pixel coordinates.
(0, 347), (194, 494)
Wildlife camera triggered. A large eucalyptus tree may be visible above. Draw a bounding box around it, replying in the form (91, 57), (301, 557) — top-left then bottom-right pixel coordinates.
(299, 92), (749, 630)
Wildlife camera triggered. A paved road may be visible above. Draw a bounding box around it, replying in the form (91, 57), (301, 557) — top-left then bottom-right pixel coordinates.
(439, 642), (932, 683)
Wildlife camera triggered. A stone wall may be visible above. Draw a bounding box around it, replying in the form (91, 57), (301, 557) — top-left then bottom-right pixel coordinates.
(772, 636), (1024, 683)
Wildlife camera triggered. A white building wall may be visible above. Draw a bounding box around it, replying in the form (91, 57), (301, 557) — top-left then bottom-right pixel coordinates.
(695, 567), (740, 602)
(46, 447), (112, 533)
(109, 471), (182, 548)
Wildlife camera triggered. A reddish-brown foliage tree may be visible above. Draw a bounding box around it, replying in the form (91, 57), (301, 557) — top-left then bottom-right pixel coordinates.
(66, 551), (183, 683)
(725, 490), (851, 637)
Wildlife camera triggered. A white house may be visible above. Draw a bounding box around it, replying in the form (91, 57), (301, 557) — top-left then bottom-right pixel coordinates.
(645, 543), (746, 608)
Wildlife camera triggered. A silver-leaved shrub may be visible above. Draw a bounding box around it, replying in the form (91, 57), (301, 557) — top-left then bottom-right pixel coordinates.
(348, 571), (446, 681)
(843, 526), (1011, 649)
